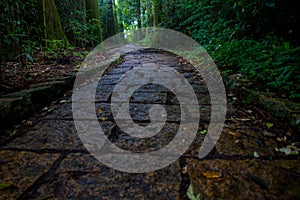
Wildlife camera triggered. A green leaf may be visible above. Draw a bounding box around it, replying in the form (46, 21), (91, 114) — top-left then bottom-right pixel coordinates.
(200, 130), (207, 135)
(59, 100), (67, 104)
(10, 130), (17, 136)
(187, 184), (200, 200)
(232, 97), (238, 101)
(277, 145), (299, 155)
(279, 147), (291, 155)
(284, 42), (290, 50)
(266, 123), (274, 129)
(42, 107), (48, 111)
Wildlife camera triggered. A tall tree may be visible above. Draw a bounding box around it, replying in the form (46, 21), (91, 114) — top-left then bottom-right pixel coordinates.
(36, 0), (70, 47)
(111, 0), (118, 33)
(136, 0), (141, 28)
(100, 0), (117, 39)
(114, 0), (124, 33)
(54, 0), (88, 47)
(134, 0), (143, 40)
(145, 0), (153, 27)
(152, 0), (161, 27)
(85, 0), (103, 46)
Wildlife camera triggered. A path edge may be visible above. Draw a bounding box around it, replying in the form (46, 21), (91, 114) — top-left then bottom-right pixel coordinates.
(223, 74), (300, 131)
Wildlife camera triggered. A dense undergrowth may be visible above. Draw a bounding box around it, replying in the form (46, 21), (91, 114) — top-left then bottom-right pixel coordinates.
(208, 38), (300, 99)
(160, 0), (300, 100)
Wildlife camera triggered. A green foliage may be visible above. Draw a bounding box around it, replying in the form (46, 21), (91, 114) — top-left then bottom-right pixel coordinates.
(209, 37), (300, 99)
(115, 0), (149, 30)
(0, 0), (39, 62)
(100, 0), (118, 39)
(0, 0), (110, 62)
(167, 0), (299, 43)
(55, 0), (103, 47)
(44, 39), (65, 52)
(116, 0), (137, 29)
(1, 0), (299, 101)
(158, 0), (300, 100)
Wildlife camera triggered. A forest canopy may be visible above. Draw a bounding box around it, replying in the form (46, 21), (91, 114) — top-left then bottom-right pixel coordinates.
(0, 0), (299, 99)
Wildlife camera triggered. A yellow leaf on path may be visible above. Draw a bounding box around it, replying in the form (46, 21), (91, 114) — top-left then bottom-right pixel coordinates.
(97, 109), (104, 114)
(202, 171), (223, 179)
(98, 117), (107, 121)
(226, 130), (240, 138)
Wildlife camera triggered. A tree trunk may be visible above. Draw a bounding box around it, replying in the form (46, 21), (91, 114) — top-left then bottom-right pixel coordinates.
(153, 0), (161, 27)
(134, 0), (143, 40)
(112, 0), (118, 33)
(115, 0), (124, 32)
(36, 0), (70, 47)
(107, 0), (117, 38)
(136, 0), (141, 28)
(81, 0), (88, 47)
(114, 0), (126, 43)
(146, 0), (153, 36)
(85, 0), (103, 46)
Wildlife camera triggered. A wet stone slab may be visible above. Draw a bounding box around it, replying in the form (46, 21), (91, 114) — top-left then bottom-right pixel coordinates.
(100, 122), (181, 153)
(44, 103), (73, 120)
(24, 153), (181, 200)
(106, 66), (133, 75)
(95, 103), (212, 123)
(95, 103), (182, 122)
(2, 120), (84, 150)
(72, 83), (113, 103)
(0, 150), (60, 200)
(111, 90), (168, 104)
(98, 74), (124, 85)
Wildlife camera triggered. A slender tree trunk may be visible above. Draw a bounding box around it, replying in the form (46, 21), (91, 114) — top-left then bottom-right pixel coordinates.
(146, 0), (153, 36)
(114, 0), (124, 32)
(136, 0), (141, 28)
(112, 0), (118, 33)
(77, 0), (88, 47)
(135, 0), (143, 40)
(107, 0), (117, 38)
(153, 0), (161, 27)
(114, 0), (125, 43)
(85, 0), (103, 46)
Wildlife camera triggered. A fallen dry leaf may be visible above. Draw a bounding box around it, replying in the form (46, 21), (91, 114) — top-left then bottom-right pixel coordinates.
(97, 109), (104, 114)
(236, 118), (252, 121)
(98, 117), (107, 121)
(226, 130), (240, 138)
(202, 171), (223, 179)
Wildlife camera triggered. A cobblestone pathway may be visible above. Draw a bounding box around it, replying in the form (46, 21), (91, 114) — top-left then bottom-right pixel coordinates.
(1, 47), (299, 199)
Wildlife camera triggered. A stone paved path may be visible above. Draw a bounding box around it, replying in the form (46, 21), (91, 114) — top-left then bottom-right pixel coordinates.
(1, 47), (299, 199)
